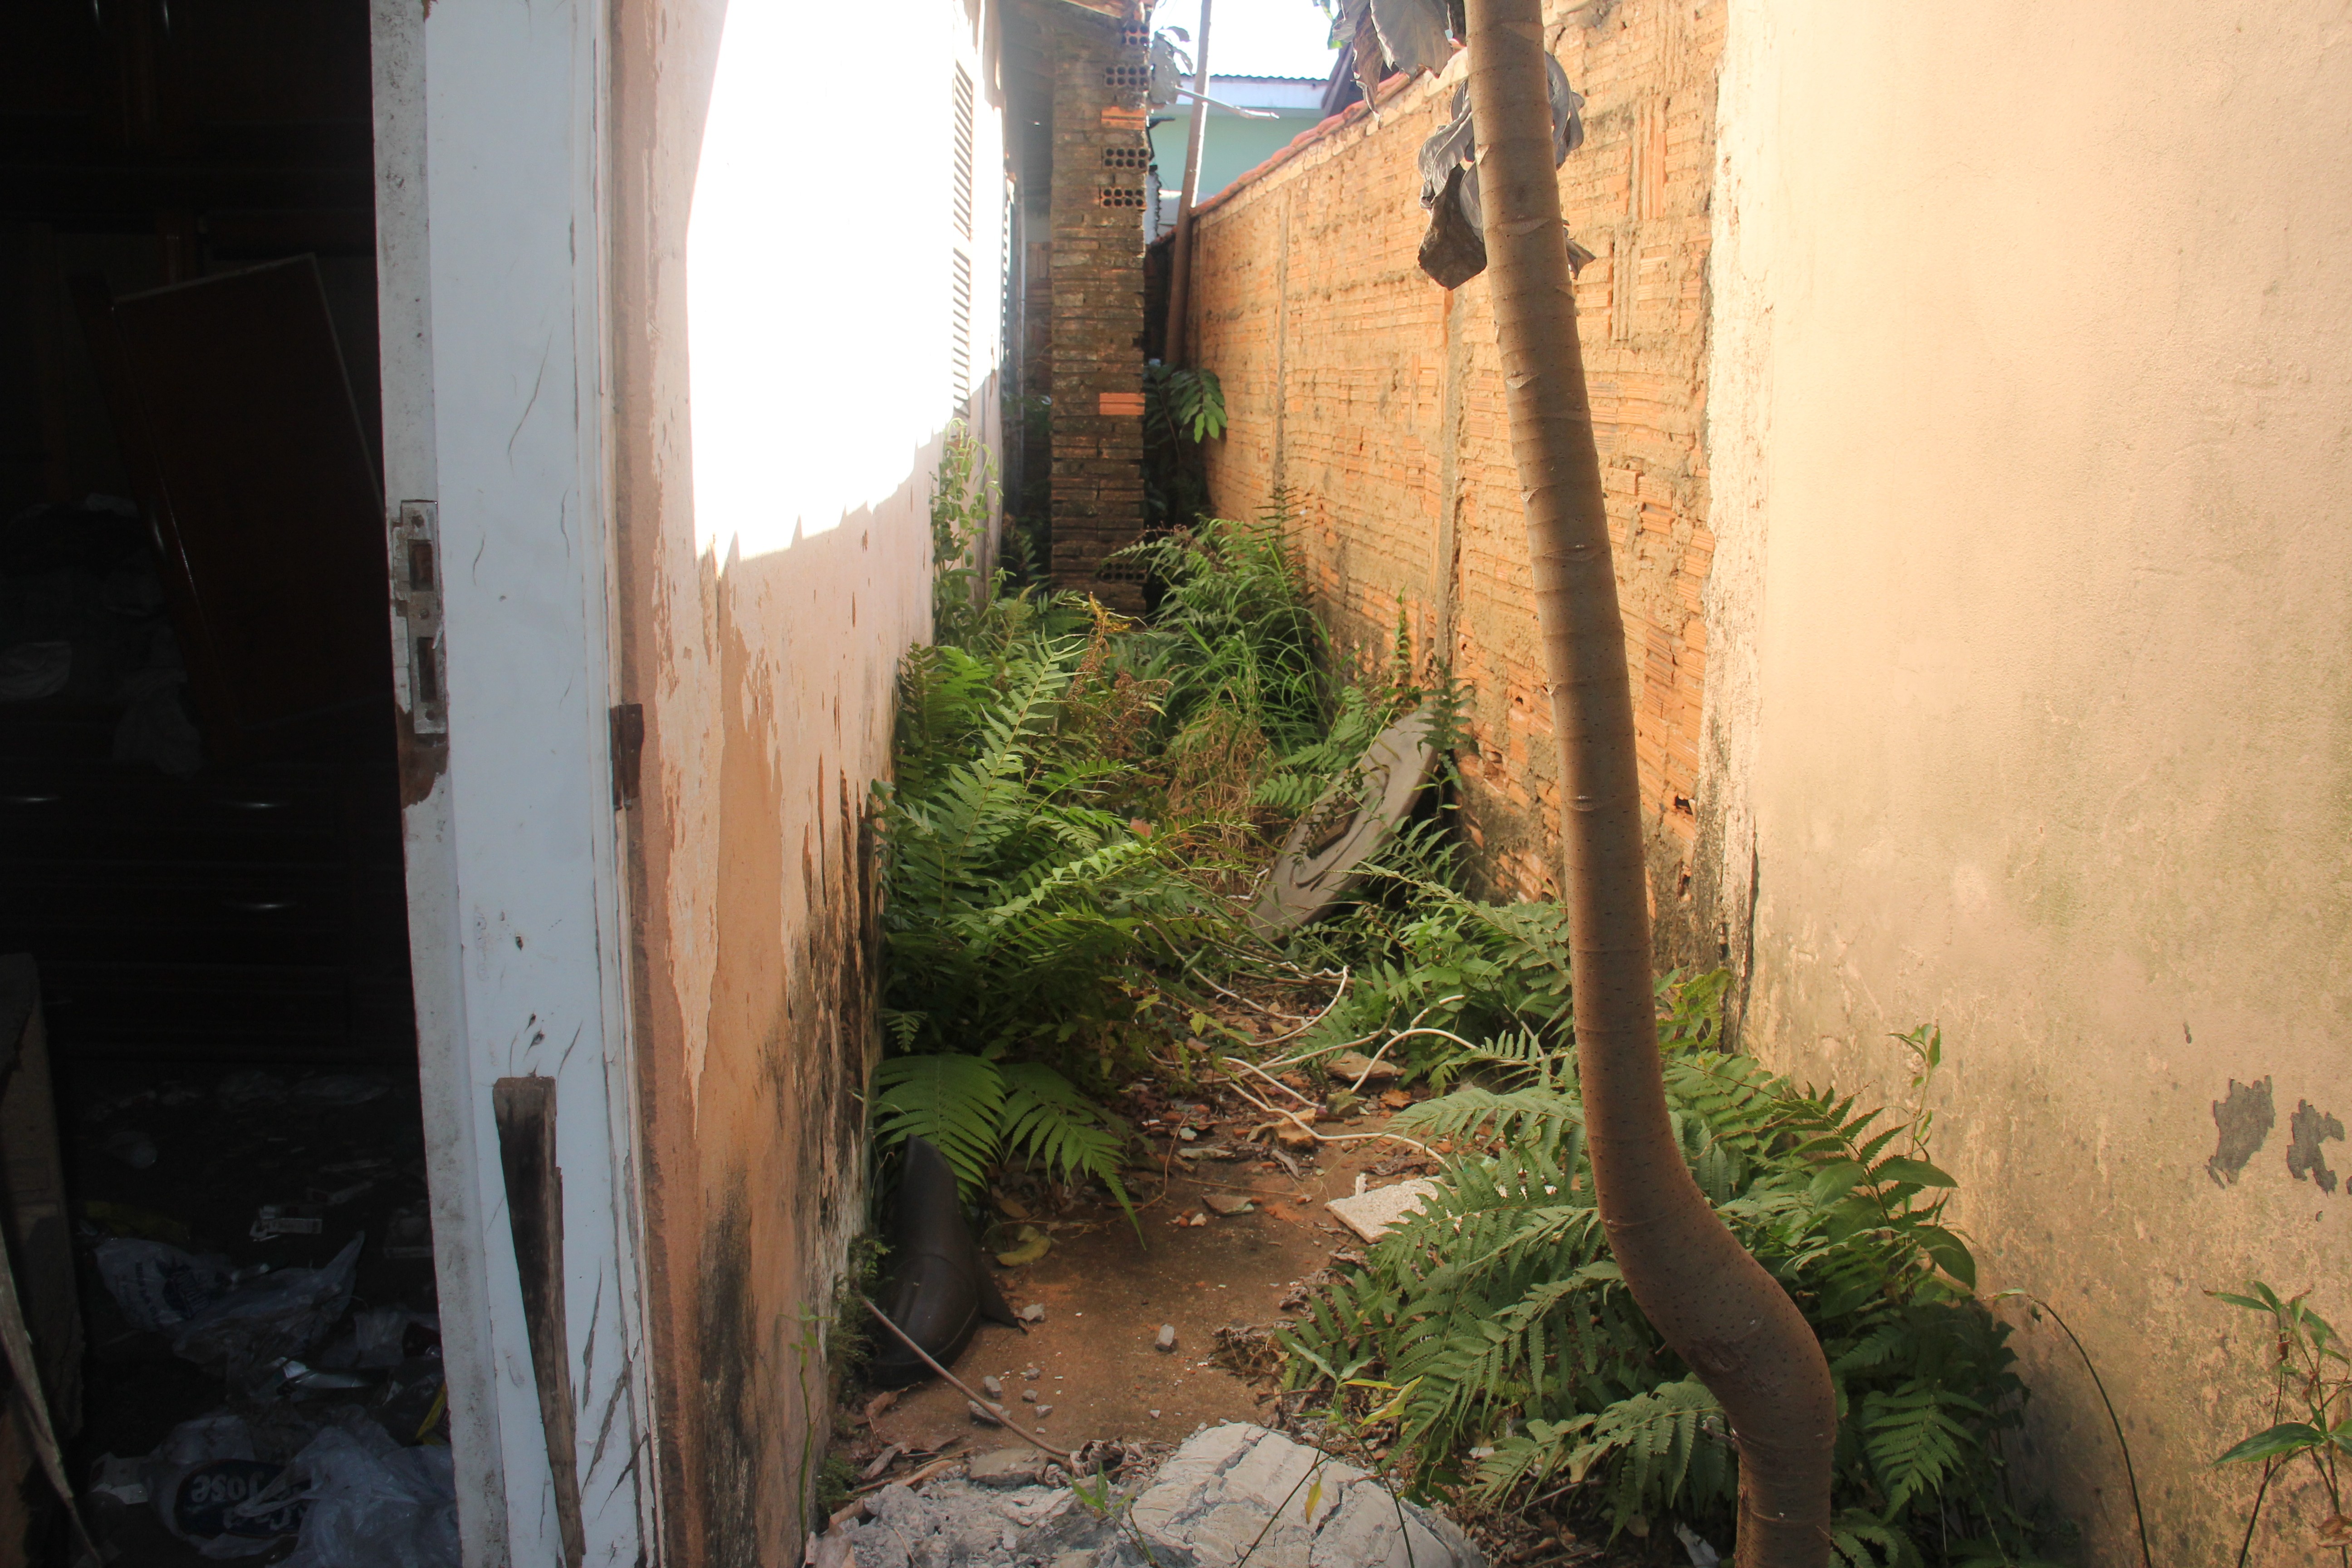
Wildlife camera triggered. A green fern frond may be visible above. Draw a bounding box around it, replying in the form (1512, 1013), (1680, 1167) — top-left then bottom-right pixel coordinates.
(872, 1054), (1004, 1194)
(1393, 1085), (1584, 1152)
(1862, 1385), (1980, 1511)
(1830, 1511), (1924, 1568)
(999, 1060), (1132, 1213)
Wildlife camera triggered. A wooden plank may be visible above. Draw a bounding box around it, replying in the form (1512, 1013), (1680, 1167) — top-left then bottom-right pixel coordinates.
(492, 1076), (585, 1568)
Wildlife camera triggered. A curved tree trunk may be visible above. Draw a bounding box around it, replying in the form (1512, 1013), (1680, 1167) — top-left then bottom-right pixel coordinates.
(1458, 1), (1838, 1562)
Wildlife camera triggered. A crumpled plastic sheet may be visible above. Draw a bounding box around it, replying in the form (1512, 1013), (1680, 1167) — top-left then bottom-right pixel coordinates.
(93, 1234), (364, 1387)
(275, 1424), (460, 1568)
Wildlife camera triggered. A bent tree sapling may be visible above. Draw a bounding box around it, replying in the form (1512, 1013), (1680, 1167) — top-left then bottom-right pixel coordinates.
(1455, 0), (1839, 1561)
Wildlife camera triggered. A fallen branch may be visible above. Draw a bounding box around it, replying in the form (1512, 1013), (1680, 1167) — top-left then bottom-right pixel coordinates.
(1346, 1024), (1479, 1092)
(1166, 1173), (1298, 1200)
(1192, 969), (1312, 1021)
(1300, 1129), (1441, 1158)
(1191, 966), (1352, 1047)
(1134, 1132), (1184, 1214)
(1262, 995), (1461, 1073)
(858, 1297), (1075, 1464)
(849, 1453), (963, 1498)
(1258, 1029), (1383, 1073)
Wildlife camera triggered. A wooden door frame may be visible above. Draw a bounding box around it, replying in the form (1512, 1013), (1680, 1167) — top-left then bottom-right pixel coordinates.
(370, 0), (659, 1561)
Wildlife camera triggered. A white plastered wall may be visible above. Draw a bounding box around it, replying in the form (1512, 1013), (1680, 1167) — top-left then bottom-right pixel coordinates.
(662, 0), (1010, 1110)
(1705, 1), (2352, 1561)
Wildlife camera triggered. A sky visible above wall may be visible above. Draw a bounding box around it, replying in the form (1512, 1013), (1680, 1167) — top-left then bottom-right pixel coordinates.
(1148, 0), (1339, 80)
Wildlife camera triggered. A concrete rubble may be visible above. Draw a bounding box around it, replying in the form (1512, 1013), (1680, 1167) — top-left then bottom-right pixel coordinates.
(825, 1423), (1483, 1568)
(1323, 1179), (1438, 1244)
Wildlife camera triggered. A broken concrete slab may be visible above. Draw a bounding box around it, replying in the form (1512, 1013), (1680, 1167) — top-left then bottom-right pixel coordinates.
(837, 1478), (1078, 1568)
(832, 1426), (1479, 1568)
(1323, 1179), (1438, 1244)
(1129, 1423), (1482, 1568)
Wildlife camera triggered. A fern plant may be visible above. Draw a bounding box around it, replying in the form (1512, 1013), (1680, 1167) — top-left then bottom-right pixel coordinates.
(878, 630), (1234, 1059)
(1112, 506), (1330, 750)
(870, 1054), (1132, 1211)
(866, 471), (1258, 1210)
(1279, 975), (2063, 1566)
(1141, 362), (1226, 529)
(1278, 877), (1580, 1088)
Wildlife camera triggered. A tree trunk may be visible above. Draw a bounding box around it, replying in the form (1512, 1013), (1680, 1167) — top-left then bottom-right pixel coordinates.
(1458, 1), (1838, 1562)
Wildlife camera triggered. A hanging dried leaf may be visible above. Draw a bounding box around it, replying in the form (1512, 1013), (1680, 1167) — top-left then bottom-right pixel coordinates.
(1368, 0), (1453, 76)
(1148, 31), (1192, 109)
(1414, 64), (1592, 288)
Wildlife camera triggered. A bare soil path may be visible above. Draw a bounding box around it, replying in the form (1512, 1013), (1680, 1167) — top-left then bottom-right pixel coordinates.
(870, 1117), (1415, 1455)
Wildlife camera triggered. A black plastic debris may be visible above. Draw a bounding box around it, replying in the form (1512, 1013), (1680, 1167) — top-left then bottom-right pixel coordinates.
(867, 1137), (1021, 1388)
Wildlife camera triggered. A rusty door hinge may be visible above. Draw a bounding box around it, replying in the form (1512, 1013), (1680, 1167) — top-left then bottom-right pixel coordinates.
(609, 703), (644, 808)
(391, 501), (446, 735)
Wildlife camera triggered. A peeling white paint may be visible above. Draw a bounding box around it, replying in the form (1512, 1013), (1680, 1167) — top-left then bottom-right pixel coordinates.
(377, 0), (651, 1560)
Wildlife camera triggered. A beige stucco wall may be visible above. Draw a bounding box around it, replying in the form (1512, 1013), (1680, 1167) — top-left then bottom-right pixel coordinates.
(607, 0), (1004, 1557)
(1705, 1), (2352, 1561)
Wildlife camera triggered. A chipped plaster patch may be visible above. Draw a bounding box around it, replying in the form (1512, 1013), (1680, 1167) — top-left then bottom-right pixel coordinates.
(2287, 1099), (2345, 1195)
(2205, 1076), (2275, 1187)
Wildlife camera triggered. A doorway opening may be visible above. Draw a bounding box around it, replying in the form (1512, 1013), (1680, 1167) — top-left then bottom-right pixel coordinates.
(0, 2), (446, 1559)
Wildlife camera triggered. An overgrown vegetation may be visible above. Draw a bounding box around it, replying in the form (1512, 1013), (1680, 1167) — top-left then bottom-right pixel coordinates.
(872, 440), (2056, 1563)
(1142, 361), (1225, 532)
(874, 437), (1406, 1200)
(1282, 977), (2063, 1565)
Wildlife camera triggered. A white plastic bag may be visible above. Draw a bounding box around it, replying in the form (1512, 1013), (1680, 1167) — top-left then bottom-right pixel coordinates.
(277, 1423), (459, 1568)
(92, 1239), (230, 1332)
(146, 1412), (305, 1559)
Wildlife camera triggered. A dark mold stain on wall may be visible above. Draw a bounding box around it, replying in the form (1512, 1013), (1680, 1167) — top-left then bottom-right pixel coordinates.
(2286, 1100), (2345, 1195)
(2205, 1076), (2275, 1186)
(695, 1180), (762, 1567)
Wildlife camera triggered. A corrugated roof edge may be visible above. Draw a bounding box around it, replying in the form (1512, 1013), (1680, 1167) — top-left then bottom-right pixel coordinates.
(1187, 54), (1459, 222)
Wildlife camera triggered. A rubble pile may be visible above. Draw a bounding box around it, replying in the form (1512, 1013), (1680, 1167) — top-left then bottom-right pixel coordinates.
(823, 1423), (1484, 1568)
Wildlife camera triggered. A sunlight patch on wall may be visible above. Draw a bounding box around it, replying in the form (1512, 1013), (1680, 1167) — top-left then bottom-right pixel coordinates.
(686, 3), (998, 562)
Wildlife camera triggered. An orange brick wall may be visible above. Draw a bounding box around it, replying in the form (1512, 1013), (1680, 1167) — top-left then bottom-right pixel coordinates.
(1185, 0), (1721, 921)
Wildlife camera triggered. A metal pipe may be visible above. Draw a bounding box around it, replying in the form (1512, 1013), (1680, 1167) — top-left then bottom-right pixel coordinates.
(1161, 0), (1214, 366)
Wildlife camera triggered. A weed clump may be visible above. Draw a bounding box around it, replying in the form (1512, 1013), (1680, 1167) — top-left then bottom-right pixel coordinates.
(1281, 986), (2066, 1568)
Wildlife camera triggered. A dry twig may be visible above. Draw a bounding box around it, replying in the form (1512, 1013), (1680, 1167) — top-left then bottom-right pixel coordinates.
(858, 1298), (1075, 1463)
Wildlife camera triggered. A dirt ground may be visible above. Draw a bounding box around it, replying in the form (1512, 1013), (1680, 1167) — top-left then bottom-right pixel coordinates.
(871, 1124), (1406, 1455)
(844, 1071), (1666, 1568)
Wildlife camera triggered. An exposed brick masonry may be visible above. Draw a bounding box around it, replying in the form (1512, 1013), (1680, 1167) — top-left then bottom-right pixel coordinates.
(1043, 2), (1151, 603)
(1183, 0), (1721, 919)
